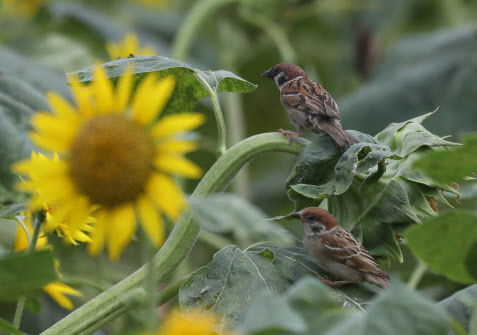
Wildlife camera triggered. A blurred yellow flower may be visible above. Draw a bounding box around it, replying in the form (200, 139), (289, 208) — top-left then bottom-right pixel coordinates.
(155, 309), (226, 335)
(2, 0), (45, 18)
(106, 33), (156, 60)
(15, 215), (82, 310)
(15, 153), (94, 245)
(13, 66), (204, 261)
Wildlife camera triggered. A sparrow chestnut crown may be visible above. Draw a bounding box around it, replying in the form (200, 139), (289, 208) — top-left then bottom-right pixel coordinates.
(262, 63), (308, 81)
(291, 207), (338, 230)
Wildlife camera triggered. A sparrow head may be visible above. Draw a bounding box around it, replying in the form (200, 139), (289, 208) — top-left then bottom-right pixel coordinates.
(290, 207), (338, 236)
(262, 63), (308, 88)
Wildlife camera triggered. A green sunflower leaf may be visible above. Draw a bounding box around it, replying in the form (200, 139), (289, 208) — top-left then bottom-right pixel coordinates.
(286, 113), (460, 264)
(0, 249), (57, 301)
(414, 134), (477, 184)
(189, 193), (293, 246)
(407, 211), (477, 284)
(0, 317), (22, 335)
(68, 56), (257, 116)
(179, 244), (375, 326)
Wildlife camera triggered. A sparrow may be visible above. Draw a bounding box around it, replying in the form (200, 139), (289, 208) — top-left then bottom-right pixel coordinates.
(291, 207), (390, 288)
(262, 63), (359, 147)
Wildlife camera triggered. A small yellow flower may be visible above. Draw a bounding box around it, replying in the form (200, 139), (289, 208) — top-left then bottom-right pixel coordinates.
(2, 0), (44, 18)
(13, 66), (204, 261)
(14, 215), (82, 310)
(106, 33), (156, 60)
(15, 152), (94, 245)
(155, 309), (226, 335)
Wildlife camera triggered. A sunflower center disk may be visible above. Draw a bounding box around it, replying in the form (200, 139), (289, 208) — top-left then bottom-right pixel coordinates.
(69, 115), (155, 208)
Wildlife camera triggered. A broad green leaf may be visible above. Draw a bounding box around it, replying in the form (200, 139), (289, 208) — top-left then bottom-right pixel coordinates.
(286, 113), (460, 264)
(407, 212), (477, 284)
(285, 278), (356, 334)
(324, 283), (449, 335)
(414, 134), (477, 184)
(68, 56), (257, 116)
(179, 244), (374, 325)
(240, 290), (307, 334)
(189, 194), (293, 246)
(439, 285), (477, 334)
(0, 250), (57, 301)
(0, 317), (22, 335)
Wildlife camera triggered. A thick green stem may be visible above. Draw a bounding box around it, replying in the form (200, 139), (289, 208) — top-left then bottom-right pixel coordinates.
(76, 277), (187, 335)
(13, 215), (42, 329)
(41, 133), (306, 335)
(407, 261), (427, 290)
(194, 72), (227, 156)
(172, 0), (238, 61)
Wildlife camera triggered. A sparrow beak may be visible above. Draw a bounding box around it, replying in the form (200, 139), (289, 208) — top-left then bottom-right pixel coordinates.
(261, 69), (273, 78)
(290, 212), (303, 221)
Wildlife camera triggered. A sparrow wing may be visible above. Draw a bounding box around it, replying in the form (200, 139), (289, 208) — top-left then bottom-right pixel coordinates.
(281, 79), (341, 120)
(321, 227), (382, 275)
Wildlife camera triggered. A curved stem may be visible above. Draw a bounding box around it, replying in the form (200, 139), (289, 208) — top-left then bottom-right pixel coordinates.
(407, 260), (427, 290)
(41, 133), (306, 335)
(194, 73), (227, 156)
(172, 0), (238, 61)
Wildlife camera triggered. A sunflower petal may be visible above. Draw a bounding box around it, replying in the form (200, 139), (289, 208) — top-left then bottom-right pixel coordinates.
(114, 67), (134, 113)
(87, 209), (108, 256)
(147, 173), (185, 221)
(151, 113), (205, 138)
(92, 65), (114, 114)
(42, 282), (82, 310)
(133, 76), (175, 125)
(107, 204), (136, 261)
(137, 195), (164, 247)
(154, 154), (202, 178)
(157, 140), (198, 154)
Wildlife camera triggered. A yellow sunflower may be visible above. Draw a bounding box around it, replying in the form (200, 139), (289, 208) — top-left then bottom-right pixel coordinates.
(15, 152), (94, 245)
(14, 66), (204, 261)
(15, 215), (82, 310)
(2, 0), (44, 18)
(154, 309), (229, 335)
(106, 33), (156, 60)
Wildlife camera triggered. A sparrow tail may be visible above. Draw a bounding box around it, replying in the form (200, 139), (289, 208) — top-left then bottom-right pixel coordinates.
(366, 269), (391, 289)
(319, 122), (360, 148)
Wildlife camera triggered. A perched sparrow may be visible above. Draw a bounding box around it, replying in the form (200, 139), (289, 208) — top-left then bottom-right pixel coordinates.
(262, 63), (359, 147)
(291, 207), (390, 288)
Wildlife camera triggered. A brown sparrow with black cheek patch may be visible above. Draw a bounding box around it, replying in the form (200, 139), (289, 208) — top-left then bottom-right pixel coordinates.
(262, 63), (359, 148)
(291, 207), (390, 288)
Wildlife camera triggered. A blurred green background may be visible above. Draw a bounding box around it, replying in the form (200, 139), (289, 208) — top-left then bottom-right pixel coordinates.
(1, 0), (476, 333)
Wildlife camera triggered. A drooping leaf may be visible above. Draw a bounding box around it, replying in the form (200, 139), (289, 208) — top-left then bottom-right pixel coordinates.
(179, 244), (374, 326)
(0, 201), (28, 217)
(407, 211), (477, 284)
(0, 317), (22, 335)
(189, 194), (293, 246)
(0, 250), (57, 301)
(414, 134), (477, 184)
(68, 56), (257, 116)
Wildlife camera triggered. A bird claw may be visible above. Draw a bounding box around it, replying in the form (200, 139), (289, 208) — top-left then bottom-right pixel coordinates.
(317, 274), (345, 287)
(277, 129), (298, 142)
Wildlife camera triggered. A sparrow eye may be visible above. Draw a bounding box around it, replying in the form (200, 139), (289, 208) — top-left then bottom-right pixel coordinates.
(308, 216), (316, 221)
